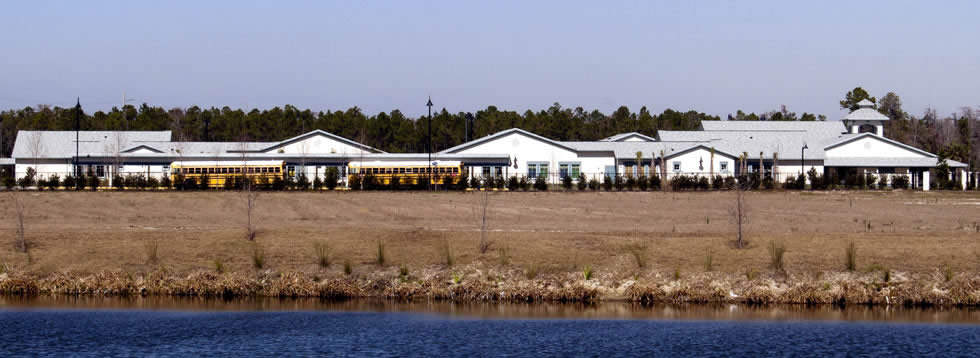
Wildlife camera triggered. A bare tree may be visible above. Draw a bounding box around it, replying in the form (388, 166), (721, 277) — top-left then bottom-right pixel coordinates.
(240, 133), (259, 241)
(26, 132), (44, 183)
(476, 190), (493, 254)
(10, 191), (27, 253)
(105, 131), (129, 186)
(729, 179), (750, 249)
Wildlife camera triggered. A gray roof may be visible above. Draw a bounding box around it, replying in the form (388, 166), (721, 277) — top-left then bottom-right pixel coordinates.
(560, 141), (734, 159)
(844, 108), (890, 121)
(0, 158), (14, 165)
(599, 132), (657, 142)
(824, 157), (966, 168)
(823, 133), (936, 158)
(701, 120), (848, 136)
(12, 131), (172, 159)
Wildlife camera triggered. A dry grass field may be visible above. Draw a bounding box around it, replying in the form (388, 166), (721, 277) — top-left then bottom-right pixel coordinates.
(1, 190), (978, 278)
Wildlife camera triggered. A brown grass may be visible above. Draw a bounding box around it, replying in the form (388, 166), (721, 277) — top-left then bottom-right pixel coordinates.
(0, 191), (977, 291)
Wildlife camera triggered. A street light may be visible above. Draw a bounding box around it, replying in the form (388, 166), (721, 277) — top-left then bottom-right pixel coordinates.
(801, 143), (808, 176)
(426, 97), (433, 190)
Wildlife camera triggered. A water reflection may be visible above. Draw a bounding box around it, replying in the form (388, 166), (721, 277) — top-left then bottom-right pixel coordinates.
(2, 295), (978, 324)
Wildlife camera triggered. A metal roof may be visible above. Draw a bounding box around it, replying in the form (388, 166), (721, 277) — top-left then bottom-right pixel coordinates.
(823, 133), (936, 158)
(599, 132), (657, 142)
(844, 108), (890, 121)
(12, 131), (172, 159)
(824, 157), (966, 168)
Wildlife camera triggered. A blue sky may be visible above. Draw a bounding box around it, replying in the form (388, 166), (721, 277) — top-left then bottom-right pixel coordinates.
(1, 1), (977, 119)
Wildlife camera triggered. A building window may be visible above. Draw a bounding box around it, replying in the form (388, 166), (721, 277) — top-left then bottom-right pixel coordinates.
(672, 161), (681, 172)
(287, 166), (295, 177)
(527, 163), (549, 178)
(558, 163), (581, 178)
(482, 166), (491, 177)
(720, 162), (728, 173)
(95, 165), (105, 178)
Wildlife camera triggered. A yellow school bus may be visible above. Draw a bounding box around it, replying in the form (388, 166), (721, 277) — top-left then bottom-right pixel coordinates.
(171, 160), (285, 188)
(348, 160), (462, 186)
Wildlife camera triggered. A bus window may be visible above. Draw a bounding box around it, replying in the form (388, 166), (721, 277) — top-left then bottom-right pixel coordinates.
(453, 168), (459, 174)
(207, 168), (214, 174)
(275, 167), (281, 173)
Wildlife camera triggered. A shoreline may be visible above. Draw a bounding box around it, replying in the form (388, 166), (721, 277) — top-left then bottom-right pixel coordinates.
(3, 267), (978, 307)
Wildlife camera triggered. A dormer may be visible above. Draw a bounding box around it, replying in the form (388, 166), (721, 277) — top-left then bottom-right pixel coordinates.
(844, 99), (889, 136)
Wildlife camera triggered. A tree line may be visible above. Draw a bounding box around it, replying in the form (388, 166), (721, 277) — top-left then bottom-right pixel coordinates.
(0, 88), (976, 169)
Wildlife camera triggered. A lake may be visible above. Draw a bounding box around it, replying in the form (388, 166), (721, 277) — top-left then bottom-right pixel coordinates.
(2, 297), (979, 357)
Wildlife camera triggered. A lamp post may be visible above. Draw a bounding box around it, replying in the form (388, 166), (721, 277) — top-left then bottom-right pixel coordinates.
(426, 97), (433, 190)
(800, 143), (808, 176)
(75, 98), (81, 176)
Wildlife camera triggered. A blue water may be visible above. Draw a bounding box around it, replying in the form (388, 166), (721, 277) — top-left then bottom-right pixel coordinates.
(1, 309), (978, 357)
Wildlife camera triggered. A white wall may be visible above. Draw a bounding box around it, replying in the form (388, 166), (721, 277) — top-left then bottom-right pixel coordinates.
(451, 132), (614, 182)
(826, 136), (929, 158)
(270, 134), (373, 156)
(664, 148), (735, 178)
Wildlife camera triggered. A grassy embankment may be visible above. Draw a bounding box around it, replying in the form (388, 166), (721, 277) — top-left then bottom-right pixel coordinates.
(1, 191), (979, 305)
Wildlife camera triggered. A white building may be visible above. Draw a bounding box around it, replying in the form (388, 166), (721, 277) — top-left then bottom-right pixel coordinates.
(2, 101), (971, 190)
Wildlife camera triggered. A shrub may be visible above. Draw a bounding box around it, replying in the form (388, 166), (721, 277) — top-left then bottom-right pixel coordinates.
(577, 174), (587, 191)
(251, 243), (265, 269)
(469, 175), (481, 190)
(507, 176), (519, 191)
(723, 176), (736, 190)
(519, 176), (530, 191)
(113, 175), (125, 190)
(614, 176), (625, 191)
(602, 176), (613, 191)
(762, 176), (774, 190)
(588, 178), (599, 191)
(86, 174), (100, 190)
(697, 176), (710, 190)
(62, 175), (76, 190)
(582, 264), (594, 280)
(807, 168), (826, 190)
(649, 175), (662, 190)
(147, 176), (159, 189)
(637, 175), (649, 191)
(348, 174), (362, 190)
(74, 174), (87, 190)
(456, 173), (470, 191)
(46, 174), (60, 190)
(18, 168), (36, 189)
(624, 176), (636, 191)
(312, 177), (323, 190)
(160, 176), (172, 189)
(2, 175), (14, 190)
(561, 175), (573, 190)
(200, 173), (212, 189)
(627, 244), (646, 268)
(376, 241), (386, 266)
(712, 175), (724, 190)
(296, 174), (310, 190)
(866, 173), (878, 190)
(223, 175), (236, 190)
(768, 241), (786, 273)
(363, 174), (378, 190)
(325, 168), (339, 190)
(314, 240), (330, 268)
(891, 175), (909, 189)
(484, 175), (495, 190)
(534, 176), (547, 191)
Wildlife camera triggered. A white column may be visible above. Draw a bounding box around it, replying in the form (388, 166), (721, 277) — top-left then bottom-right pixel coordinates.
(960, 168), (968, 190)
(876, 125), (883, 136)
(922, 171), (930, 191)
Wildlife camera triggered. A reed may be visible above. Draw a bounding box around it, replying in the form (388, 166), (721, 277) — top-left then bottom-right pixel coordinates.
(845, 242), (857, 271)
(143, 239), (159, 265)
(314, 240), (330, 268)
(376, 241), (386, 266)
(768, 240), (786, 273)
(251, 243), (265, 269)
(582, 264), (594, 280)
(703, 249), (714, 272)
(213, 259), (225, 274)
(627, 244), (646, 268)
(343, 260), (352, 275)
